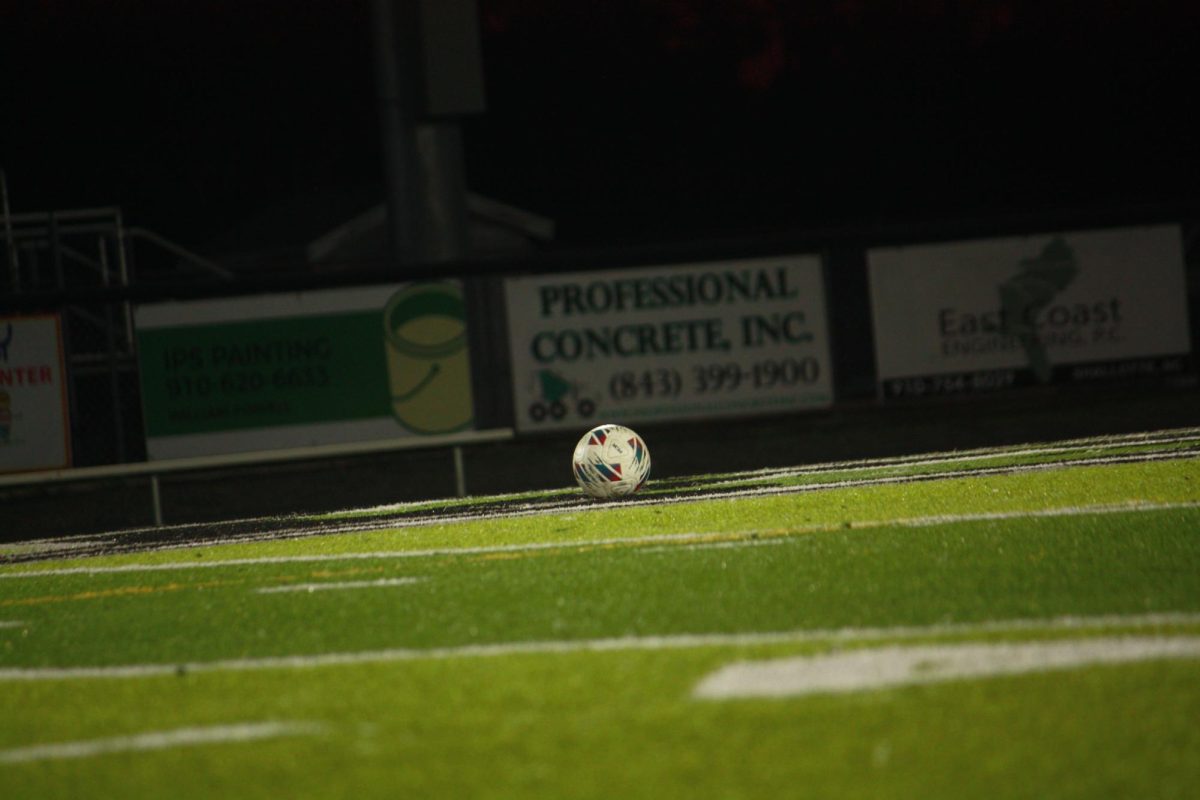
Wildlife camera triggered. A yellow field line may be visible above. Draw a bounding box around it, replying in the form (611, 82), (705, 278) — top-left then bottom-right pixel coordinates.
(0, 579), (236, 608)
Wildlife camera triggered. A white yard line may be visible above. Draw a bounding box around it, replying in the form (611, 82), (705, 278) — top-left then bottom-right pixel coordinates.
(0, 620), (25, 629)
(1, 611), (1198, 683)
(3, 499), (1198, 580)
(255, 577), (424, 594)
(693, 636), (1200, 700)
(0, 721), (325, 764)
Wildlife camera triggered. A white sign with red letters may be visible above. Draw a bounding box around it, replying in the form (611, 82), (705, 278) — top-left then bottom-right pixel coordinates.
(0, 314), (71, 472)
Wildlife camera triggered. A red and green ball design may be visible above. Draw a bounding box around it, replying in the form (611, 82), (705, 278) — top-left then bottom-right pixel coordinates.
(571, 423), (652, 499)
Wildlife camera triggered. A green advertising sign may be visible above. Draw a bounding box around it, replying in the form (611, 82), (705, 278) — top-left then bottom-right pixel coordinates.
(138, 312), (391, 437)
(135, 283), (474, 459)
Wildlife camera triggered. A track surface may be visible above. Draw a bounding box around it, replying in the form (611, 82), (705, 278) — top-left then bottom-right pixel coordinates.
(3, 428), (1197, 565)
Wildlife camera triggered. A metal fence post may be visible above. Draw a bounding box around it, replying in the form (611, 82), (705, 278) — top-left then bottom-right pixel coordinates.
(0, 168), (18, 291)
(453, 445), (466, 497)
(150, 474), (164, 526)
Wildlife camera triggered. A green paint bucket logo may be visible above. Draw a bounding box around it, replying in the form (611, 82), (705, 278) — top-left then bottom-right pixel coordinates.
(383, 283), (473, 433)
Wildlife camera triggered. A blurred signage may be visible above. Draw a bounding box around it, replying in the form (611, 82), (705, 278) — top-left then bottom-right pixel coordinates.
(136, 282), (474, 459)
(868, 225), (1192, 399)
(0, 314), (71, 473)
(504, 255), (833, 432)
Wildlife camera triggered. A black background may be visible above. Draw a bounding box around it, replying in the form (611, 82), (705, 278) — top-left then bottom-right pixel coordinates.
(3, 1), (1197, 255)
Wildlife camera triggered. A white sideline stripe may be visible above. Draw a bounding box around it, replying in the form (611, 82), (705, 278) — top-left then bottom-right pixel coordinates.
(693, 636), (1200, 700)
(0, 721), (325, 764)
(28, 428), (1197, 544)
(4, 428), (1197, 556)
(860, 499), (1200, 530)
(641, 538), (792, 555)
(2, 442), (1196, 564)
(702, 428), (1200, 485)
(260, 449), (1200, 539)
(255, 577), (423, 594)
(1, 612), (1198, 683)
(0, 621), (25, 629)
(77, 448), (1200, 550)
(3, 499), (1198, 580)
(637, 497), (1200, 554)
(632, 451), (1200, 513)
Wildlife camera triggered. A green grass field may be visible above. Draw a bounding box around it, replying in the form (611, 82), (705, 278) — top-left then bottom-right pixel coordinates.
(2, 428), (1199, 798)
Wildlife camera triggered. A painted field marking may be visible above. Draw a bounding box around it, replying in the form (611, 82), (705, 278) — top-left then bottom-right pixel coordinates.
(16, 427), (1197, 541)
(0, 621), (25, 629)
(693, 636), (1200, 700)
(0, 579), (236, 609)
(4, 431), (1198, 565)
(640, 538), (792, 555)
(631, 451), (1200, 514)
(694, 428), (1200, 487)
(1, 611), (1198, 683)
(638, 495), (1200, 555)
(165, 448), (1200, 543)
(4, 445), (1198, 566)
(3, 499), (1198, 581)
(0, 721), (325, 764)
(269, 450), (1191, 535)
(255, 577), (424, 594)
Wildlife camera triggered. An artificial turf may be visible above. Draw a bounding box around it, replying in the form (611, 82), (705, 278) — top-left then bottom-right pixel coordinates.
(1, 434), (1197, 798)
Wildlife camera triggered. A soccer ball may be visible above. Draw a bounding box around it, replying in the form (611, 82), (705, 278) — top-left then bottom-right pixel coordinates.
(572, 424), (651, 499)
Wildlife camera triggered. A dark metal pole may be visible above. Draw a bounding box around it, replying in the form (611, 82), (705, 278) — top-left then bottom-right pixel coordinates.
(114, 208), (134, 349)
(99, 238), (128, 463)
(371, 0), (479, 267)
(370, 0), (422, 266)
(50, 212), (81, 465)
(415, 121), (469, 262)
(0, 169), (18, 291)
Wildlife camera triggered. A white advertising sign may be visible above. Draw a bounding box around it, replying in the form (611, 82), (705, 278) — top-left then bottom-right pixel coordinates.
(868, 225), (1192, 399)
(0, 314), (71, 472)
(504, 255), (833, 432)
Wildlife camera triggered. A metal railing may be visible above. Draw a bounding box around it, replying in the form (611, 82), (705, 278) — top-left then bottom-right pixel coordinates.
(0, 427), (515, 526)
(1, 205), (238, 467)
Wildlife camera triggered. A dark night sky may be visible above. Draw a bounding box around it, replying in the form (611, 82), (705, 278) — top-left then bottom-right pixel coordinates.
(2, 1), (1198, 256)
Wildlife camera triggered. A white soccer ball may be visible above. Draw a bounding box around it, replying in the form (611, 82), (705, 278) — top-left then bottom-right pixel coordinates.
(572, 423), (652, 499)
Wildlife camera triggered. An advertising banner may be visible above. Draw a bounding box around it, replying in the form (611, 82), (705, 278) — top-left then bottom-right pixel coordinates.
(136, 282), (474, 459)
(868, 225), (1192, 399)
(0, 314), (71, 473)
(504, 255), (833, 432)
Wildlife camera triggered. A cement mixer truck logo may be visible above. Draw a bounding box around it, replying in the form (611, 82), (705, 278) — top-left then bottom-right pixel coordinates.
(527, 369), (596, 423)
(382, 283), (474, 434)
